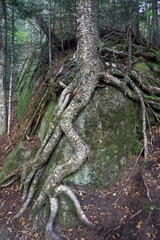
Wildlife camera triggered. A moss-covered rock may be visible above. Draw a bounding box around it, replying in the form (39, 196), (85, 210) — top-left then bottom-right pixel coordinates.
(39, 86), (141, 191)
(0, 143), (33, 184)
(37, 86), (142, 226)
(133, 61), (153, 77)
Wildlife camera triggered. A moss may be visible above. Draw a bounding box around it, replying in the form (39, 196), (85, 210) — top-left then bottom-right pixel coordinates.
(143, 162), (149, 169)
(143, 94), (159, 101)
(44, 198), (50, 221)
(133, 61), (153, 77)
(38, 100), (57, 142)
(128, 106), (142, 154)
(58, 195), (79, 227)
(15, 84), (33, 117)
(0, 144), (21, 183)
(0, 143), (32, 184)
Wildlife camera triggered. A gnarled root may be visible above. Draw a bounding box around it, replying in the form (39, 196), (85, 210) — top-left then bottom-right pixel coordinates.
(20, 77), (79, 197)
(128, 80), (148, 158)
(46, 197), (67, 240)
(15, 72), (98, 237)
(14, 168), (44, 219)
(55, 185), (93, 227)
(46, 185), (93, 240)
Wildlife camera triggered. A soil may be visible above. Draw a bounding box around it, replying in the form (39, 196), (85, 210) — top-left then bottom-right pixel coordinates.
(0, 116), (160, 239)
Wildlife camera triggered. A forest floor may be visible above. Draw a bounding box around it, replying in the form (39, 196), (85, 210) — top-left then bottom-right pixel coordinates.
(0, 114), (160, 240)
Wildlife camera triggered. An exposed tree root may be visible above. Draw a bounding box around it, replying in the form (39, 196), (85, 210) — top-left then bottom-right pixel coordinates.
(145, 101), (160, 123)
(46, 197), (66, 240)
(131, 70), (160, 97)
(0, 174), (20, 188)
(101, 70), (149, 157)
(55, 185), (93, 227)
(99, 47), (128, 59)
(46, 185), (92, 240)
(128, 79), (148, 158)
(142, 169), (153, 202)
(14, 168), (44, 219)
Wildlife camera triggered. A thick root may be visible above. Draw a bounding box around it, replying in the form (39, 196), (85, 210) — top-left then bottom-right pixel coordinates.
(45, 185), (92, 240)
(0, 174), (20, 188)
(20, 77), (79, 198)
(46, 197), (67, 240)
(20, 125), (62, 199)
(128, 79), (148, 157)
(14, 168), (44, 219)
(55, 185), (93, 227)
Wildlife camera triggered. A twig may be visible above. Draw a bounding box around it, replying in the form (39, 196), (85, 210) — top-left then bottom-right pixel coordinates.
(142, 169), (152, 202)
(130, 209), (142, 220)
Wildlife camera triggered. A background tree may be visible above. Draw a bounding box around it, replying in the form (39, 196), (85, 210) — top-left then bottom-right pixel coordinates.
(8, 3), (15, 137)
(152, 0), (159, 46)
(0, 0), (7, 136)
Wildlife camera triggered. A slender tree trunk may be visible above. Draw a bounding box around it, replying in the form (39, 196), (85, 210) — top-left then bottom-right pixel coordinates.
(68, 12), (74, 36)
(8, 4), (15, 136)
(59, 0), (64, 52)
(111, 0), (116, 30)
(0, 0), (7, 136)
(152, 0), (159, 46)
(128, 0), (133, 73)
(48, 0), (52, 73)
(132, 0), (140, 41)
(145, 0), (150, 49)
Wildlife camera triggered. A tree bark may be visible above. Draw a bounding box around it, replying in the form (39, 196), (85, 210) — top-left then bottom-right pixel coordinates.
(152, 0), (159, 46)
(132, 0), (140, 41)
(0, 0), (7, 136)
(48, 0), (52, 73)
(59, 0), (64, 52)
(128, 0), (133, 73)
(145, 0), (150, 49)
(16, 1), (101, 235)
(8, 3), (15, 136)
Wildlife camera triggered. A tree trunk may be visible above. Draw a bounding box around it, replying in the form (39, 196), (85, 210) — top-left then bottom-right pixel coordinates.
(132, 0), (140, 41)
(48, 0), (52, 73)
(16, 0), (101, 236)
(152, 0), (159, 46)
(145, 0), (150, 49)
(8, 3), (15, 136)
(128, 0), (133, 73)
(0, 0), (7, 136)
(59, 0), (64, 52)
